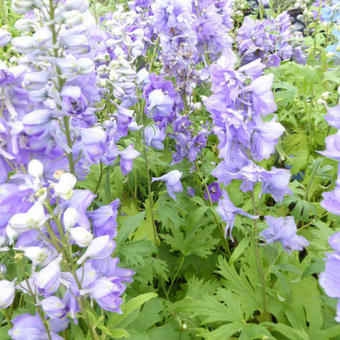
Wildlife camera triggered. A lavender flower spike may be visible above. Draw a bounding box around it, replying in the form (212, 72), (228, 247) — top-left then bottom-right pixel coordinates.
(152, 170), (183, 200)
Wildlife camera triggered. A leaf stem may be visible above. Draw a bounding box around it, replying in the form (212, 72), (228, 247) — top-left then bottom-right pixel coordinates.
(94, 162), (104, 195)
(251, 191), (268, 320)
(166, 255), (185, 299)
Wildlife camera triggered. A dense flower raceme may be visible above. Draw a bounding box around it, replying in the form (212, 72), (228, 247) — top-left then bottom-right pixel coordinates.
(204, 47), (308, 252)
(0, 0), (144, 185)
(0, 160), (133, 338)
(237, 11), (307, 66)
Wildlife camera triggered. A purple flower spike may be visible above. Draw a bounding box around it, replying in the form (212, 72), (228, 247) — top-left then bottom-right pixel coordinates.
(260, 216), (309, 253)
(119, 145), (140, 175)
(152, 170), (183, 200)
(216, 190), (258, 240)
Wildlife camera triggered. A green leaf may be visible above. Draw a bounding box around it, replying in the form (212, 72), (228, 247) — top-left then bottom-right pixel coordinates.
(109, 293), (158, 327)
(0, 326), (11, 340)
(262, 322), (309, 340)
(110, 328), (130, 339)
(116, 211), (146, 246)
(229, 237), (251, 264)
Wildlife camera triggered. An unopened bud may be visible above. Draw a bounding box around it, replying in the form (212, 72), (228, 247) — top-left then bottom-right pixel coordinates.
(28, 159), (44, 179)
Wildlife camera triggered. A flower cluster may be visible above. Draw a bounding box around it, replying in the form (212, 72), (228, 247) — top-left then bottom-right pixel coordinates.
(0, 160), (133, 338)
(237, 12), (307, 66)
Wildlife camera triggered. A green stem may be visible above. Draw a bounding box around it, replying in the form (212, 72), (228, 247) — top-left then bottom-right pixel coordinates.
(94, 162), (103, 195)
(91, 0), (98, 25)
(305, 161), (320, 201)
(25, 280), (52, 340)
(143, 138), (160, 247)
(45, 202), (99, 340)
(63, 116), (75, 175)
(166, 255), (185, 299)
(251, 191), (268, 320)
(2, 308), (11, 327)
(137, 90), (159, 247)
(148, 36), (160, 73)
(194, 161), (231, 256)
(0, 0), (8, 26)
(49, 0), (75, 174)
(259, 0), (264, 20)
(313, 2), (322, 59)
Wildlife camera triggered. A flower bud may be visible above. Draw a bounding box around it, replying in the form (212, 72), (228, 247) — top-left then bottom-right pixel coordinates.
(0, 264), (7, 275)
(64, 35), (90, 55)
(24, 247), (49, 266)
(54, 173), (77, 200)
(63, 207), (78, 230)
(76, 58), (94, 75)
(0, 280), (15, 309)
(28, 159), (44, 179)
(64, 0), (89, 12)
(77, 235), (115, 264)
(41, 296), (67, 319)
(8, 202), (46, 233)
(15, 18), (38, 32)
(6, 226), (18, 245)
(62, 10), (84, 26)
(12, 0), (34, 14)
(34, 27), (52, 49)
(0, 29), (12, 47)
(69, 227), (93, 247)
(34, 256), (61, 296)
(23, 72), (49, 91)
(12, 36), (36, 54)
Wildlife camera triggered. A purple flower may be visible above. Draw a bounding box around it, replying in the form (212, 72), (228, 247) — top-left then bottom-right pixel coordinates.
(77, 235), (115, 264)
(0, 280), (15, 308)
(261, 168), (292, 202)
(244, 74), (277, 116)
(204, 182), (222, 202)
(9, 314), (47, 340)
(320, 130), (340, 160)
(90, 278), (124, 312)
(260, 216), (309, 253)
(320, 232), (340, 321)
(145, 125), (166, 150)
(148, 89), (174, 117)
(152, 170), (183, 200)
(321, 167), (340, 215)
(41, 296), (67, 319)
(325, 104), (340, 129)
(119, 145), (140, 175)
(251, 122), (285, 161)
(216, 191), (258, 239)
(78, 127), (106, 164)
(34, 256), (62, 297)
(87, 199), (120, 238)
